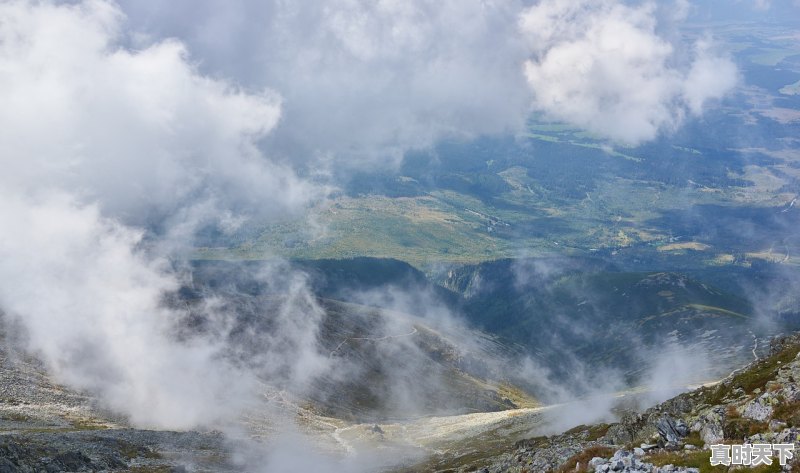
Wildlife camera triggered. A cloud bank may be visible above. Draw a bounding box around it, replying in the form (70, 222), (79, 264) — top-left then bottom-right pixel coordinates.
(118, 0), (535, 164)
(0, 0), (323, 429)
(0, 0), (746, 467)
(520, 0), (739, 145)
(0, 0), (320, 227)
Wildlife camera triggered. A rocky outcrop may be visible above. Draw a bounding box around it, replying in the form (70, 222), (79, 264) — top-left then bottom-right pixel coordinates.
(654, 416), (689, 445)
(690, 406), (724, 445)
(588, 449), (700, 473)
(445, 332), (800, 473)
(742, 392), (774, 421)
(0, 437), (126, 473)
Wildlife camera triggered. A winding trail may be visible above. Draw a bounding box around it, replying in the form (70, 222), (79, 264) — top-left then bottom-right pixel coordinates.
(751, 330), (759, 362)
(717, 331), (760, 383)
(329, 327), (419, 357)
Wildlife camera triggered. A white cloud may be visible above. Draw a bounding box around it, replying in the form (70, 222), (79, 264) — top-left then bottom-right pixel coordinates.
(114, 0), (742, 154)
(0, 0), (325, 429)
(0, 0), (317, 226)
(519, 0), (738, 145)
(752, 0), (771, 10)
(116, 0), (533, 164)
(0, 194), (258, 429)
(0, 0), (745, 447)
(682, 37), (740, 115)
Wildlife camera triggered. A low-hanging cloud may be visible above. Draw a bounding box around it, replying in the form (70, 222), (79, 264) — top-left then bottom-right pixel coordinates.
(114, 0), (741, 156)
(0, 194), (260, 429)
(0, 0), (318, 228)
(0, 0), (324, 429)
(0, 0), (756, 470)
(519, 0), (739, 145)
(0, 0), (531, 439)
(116, 0), (534, 164)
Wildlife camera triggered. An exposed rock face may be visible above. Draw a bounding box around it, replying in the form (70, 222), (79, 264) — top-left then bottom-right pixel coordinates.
(0, 436), (126, 472)
(742, 393), (774, 421)
(453, 430), (608, 473)
(655, 416), (689, 445)
(0, 430), (230, 473)
(3, 313), (800, 473)
(692, 407), (724, 445)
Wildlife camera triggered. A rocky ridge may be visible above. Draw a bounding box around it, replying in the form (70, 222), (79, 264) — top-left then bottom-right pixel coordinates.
(437, 333), (800, 472)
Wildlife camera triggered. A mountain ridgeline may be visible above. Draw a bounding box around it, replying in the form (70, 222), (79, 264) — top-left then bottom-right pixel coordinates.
(184, 256), (797, 417)
(438, 257), (762, 384)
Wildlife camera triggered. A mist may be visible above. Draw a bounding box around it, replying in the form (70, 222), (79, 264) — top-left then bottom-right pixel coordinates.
(520, 0), (738, 145)
(0, 0), (783, 472)
(112, 0), (739, 158)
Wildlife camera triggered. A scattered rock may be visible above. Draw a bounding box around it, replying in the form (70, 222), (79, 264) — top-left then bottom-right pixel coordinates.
(769, 419), (787, 431)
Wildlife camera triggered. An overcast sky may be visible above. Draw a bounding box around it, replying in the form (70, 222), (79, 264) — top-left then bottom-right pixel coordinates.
(111, 0), (752, 157)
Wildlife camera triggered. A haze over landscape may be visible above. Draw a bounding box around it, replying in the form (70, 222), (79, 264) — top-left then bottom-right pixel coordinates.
(0, 1), (799, 472)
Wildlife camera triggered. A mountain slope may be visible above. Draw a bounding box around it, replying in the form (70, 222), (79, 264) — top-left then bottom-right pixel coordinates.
(406, 332), (800, 472)
(440, 257), (765, 386)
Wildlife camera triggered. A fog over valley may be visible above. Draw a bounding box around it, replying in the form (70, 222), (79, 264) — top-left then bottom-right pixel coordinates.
(0, 1), (798, 472)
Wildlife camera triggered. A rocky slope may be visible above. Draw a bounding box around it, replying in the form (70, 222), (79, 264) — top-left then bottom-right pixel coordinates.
(0, 323), (236, 473)
(420, 332), (800, 472)
(184, 260), (539, 421)
(0, 297), (537, 473)
(2, 320), (799, 472)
